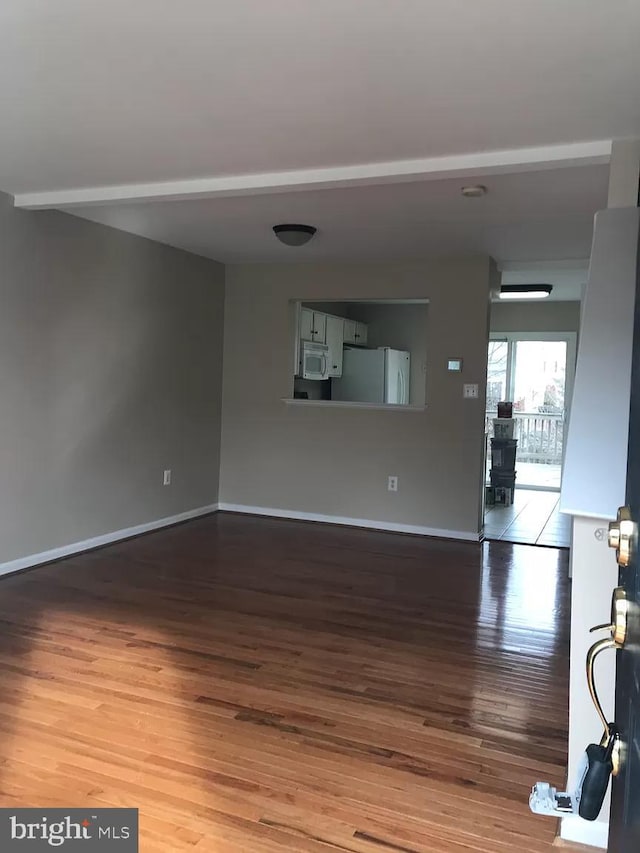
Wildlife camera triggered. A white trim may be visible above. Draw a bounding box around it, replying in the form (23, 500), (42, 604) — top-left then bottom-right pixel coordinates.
(490, 331), (579, 342)
(559, 506), (615, 521)
(0, 504), (219, 579)
(13, 140), (612, 209)
(218, 503), (480, 542)
(282, 398), (426, 412)
(560, 815), (608, 849)
(499, 258), (591, 273)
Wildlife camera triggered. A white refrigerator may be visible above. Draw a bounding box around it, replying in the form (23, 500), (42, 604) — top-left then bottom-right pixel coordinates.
(332, 347), (410, 404)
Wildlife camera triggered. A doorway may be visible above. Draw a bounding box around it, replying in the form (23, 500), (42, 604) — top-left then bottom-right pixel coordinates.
(484, 332), (577, 546)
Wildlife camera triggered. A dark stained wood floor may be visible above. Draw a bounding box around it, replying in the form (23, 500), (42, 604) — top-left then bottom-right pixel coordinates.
(0, 513), (573, 852)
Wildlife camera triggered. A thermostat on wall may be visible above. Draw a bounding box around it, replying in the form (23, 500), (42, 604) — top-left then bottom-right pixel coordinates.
(447, 358), (463, 372)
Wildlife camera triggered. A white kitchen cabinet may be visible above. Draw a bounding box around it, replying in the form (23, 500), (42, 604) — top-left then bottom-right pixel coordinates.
(325, 315), (344, 377)
(300, 308), (327, 343)
(343, 319), (357, 344)
(354, 321), (368, 346)
(312, 312), (326, 343)
(300, 308), (314, 341)
(343, 319), (367, 345)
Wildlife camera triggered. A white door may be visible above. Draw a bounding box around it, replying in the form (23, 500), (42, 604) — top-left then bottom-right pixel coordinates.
(325, 315), (344, 377)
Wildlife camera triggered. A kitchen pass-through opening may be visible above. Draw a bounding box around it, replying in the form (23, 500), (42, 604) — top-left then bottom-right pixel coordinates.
(290, 299), (428, 408)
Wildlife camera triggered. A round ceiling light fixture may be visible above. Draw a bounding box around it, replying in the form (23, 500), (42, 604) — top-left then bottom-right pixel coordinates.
(461, 185), (488, 198)
(273, 223), (317, 246)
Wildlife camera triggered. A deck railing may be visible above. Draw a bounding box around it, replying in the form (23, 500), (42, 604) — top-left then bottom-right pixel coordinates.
(486, 411), (564, 466)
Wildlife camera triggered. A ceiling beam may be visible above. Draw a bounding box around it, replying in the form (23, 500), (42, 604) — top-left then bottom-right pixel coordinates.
(13, 140), (612, 210)
(499, 259), (591, 273)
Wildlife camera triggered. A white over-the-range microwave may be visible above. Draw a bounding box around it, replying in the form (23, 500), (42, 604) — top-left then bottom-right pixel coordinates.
(299, 340), (329, 380)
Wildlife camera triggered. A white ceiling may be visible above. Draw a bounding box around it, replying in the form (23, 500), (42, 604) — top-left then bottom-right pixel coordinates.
(68, 165), (607, 274)
(0, 0), (638, 193)
(0, 1), (638, 281)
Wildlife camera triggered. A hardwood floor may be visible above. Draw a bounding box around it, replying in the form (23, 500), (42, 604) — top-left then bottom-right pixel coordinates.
(0, 513), (572, 852)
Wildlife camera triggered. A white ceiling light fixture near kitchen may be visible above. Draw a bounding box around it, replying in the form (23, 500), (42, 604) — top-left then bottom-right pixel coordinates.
(499, 284), (553, 299)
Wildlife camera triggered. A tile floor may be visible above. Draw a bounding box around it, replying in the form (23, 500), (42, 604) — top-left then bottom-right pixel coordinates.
(484, 488), (571, 548)
(513, 461), (562, 489)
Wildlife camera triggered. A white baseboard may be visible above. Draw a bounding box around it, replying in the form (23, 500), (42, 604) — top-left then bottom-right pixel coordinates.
(560, 815), (608, 849)
(0, 503), (219, 579)
(0, 502), (477, 580)
(217, 503), (480, 541)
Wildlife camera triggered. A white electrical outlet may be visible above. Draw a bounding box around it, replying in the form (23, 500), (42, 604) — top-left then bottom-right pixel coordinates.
(463, 383), (479, 399)
(388, 475), (398, 492)
(163, 469), (172, 486)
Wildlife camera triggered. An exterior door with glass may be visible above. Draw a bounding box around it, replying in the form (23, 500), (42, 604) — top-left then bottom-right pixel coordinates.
(486, 334), (576, 490)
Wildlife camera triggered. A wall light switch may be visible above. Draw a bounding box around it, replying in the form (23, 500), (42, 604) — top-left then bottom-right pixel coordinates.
(163, 469), (172, 486)
(463, 384), (479, 399)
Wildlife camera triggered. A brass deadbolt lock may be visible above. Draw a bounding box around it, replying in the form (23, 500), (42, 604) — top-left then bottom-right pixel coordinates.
(608, 506), (636, 568)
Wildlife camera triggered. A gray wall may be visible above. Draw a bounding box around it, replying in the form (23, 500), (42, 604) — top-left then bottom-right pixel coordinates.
(220, 258), (492, 537)
(490, 300), (581, 334)
(348, 303), (428, 406)
(0, 192), (225, 563)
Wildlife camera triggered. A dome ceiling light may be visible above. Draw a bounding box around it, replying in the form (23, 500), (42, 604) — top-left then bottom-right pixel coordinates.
(273, 223), (317, 246)
(461, 185), (488, 198)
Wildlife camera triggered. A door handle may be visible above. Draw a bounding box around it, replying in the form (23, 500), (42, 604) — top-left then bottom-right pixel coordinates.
(575, 589), (628, 820)
(579, 631), (621, 821)
(585, 587), (627, 776)
(530, 587), (627, 821)
(586, 635), (619, 738)
(608, 505), (636, 567)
